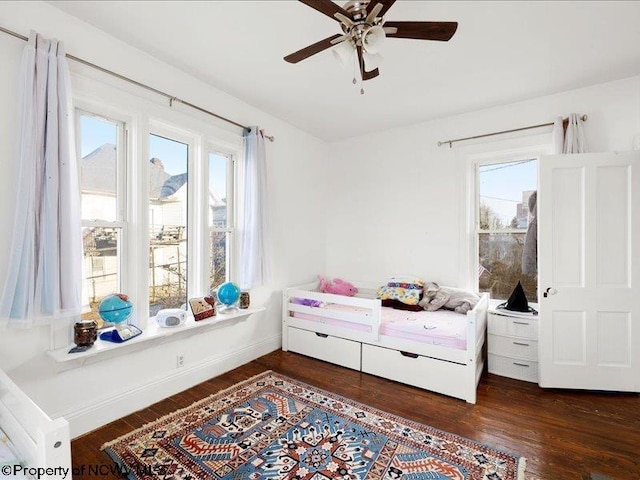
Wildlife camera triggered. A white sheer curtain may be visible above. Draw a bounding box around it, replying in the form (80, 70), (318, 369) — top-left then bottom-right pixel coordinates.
(238, 127), (270, 289)
(0, 32), (82, 327)
(551, 114), (588, 154)
(564, 113), (588, 153)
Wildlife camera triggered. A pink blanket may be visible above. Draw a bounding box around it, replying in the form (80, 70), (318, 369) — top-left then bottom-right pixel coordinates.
(291, 303), (466, 350)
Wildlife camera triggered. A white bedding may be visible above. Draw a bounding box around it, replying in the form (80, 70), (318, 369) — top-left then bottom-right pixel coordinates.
(291, 302), (467, 349)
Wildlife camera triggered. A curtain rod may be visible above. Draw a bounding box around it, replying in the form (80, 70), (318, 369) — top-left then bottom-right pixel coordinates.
(0, 25), (275, 142)
(437, 114), (587, 148)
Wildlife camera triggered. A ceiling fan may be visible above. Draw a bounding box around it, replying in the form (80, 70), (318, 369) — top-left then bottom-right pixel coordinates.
(284, 0), (458, 91)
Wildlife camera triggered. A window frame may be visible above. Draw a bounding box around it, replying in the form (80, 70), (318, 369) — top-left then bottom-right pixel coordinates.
(75, 106), (130, 320)
(205, 147), (237, 291)
(146, 122), (198, 317)
(475, 157), (537, 300)
(459, 135), (552, 296)
(69, 77), (243, 338)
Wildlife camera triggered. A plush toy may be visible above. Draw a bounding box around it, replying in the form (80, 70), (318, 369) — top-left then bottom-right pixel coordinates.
(291, 297), (323, 308)
(317, 275), (358, 296)
(418, 282), (480, 314)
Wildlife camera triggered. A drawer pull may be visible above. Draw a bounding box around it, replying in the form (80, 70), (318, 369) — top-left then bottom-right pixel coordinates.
(513, 321), (530, 325)
(513, 342), (530, 346)
(513, 362), (530, 367)
(400, 351), (419, 359)
(315, 332), (329, 338)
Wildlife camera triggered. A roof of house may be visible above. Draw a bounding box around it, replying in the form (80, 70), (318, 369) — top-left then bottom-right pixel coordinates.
(82, 144), (174, 199)
(81, 143), (225, 206)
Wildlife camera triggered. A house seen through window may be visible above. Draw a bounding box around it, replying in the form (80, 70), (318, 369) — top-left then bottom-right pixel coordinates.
(148, 134), (189, 316)
(477, 158), (538, 302)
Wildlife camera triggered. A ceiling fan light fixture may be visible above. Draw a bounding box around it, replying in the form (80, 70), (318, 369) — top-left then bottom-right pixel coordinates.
(362, 25), (385, 54)
(363, 51), (383, 70)
(284, 0), (459, 91)
(332, 39), (355, 65)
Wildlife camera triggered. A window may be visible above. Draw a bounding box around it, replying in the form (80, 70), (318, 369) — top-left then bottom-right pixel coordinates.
(77, 112), (126, 326)
(208, 151), (234, 291)
(148, 133), (189, 316)
(476, 158), (538, 301)
(74, 90), (240, 330)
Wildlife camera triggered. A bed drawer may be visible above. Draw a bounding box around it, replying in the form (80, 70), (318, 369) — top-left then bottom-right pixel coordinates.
(488, 334), (538, 361)
(287, 327), (361, 370)
(488, 313), (538, 339)
(361, 344), (470, 400)
(488, 354), (538, 383)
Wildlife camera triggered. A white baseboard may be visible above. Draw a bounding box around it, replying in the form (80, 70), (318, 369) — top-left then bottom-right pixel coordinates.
(62, 333), (281, 439)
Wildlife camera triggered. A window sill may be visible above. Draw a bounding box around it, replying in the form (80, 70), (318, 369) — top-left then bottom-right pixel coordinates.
(46, 307), (265, 363)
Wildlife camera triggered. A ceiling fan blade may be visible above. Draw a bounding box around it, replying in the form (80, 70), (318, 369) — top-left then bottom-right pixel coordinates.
(284, 34), (344, 63)
(356, 45), (380, 81)
(383, 21), (458, 41)
(377, 0), (397, 17)
(334, 12), (355, 27)
(298, 0), (350, 22)
(330, 35), (349, 45)
(365, 2), (383, 24)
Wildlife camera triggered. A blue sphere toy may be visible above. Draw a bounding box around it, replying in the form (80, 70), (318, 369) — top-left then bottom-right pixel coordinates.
(98, 294), (133, 324)
(217, 282), (240, 307)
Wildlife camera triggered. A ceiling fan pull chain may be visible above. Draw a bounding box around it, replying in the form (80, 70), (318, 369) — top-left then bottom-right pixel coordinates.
(359, 45), (365, 95)
(352, 49), (357, 85)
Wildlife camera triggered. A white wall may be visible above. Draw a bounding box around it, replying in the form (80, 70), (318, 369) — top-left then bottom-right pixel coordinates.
(326, 76), (640, 287)
(0, 2), (327, 437)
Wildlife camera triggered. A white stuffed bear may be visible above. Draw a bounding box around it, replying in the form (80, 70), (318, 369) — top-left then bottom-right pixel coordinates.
(418, 282), (480, 314)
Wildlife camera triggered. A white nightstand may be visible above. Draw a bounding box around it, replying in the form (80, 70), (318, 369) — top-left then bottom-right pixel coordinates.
(487, 306), (539, 383)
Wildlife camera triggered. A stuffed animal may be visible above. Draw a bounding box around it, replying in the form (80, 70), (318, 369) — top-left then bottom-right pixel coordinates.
(291, 297), (323, 308)
(418, 282), (480, 314)
(317, 275), (358, 296)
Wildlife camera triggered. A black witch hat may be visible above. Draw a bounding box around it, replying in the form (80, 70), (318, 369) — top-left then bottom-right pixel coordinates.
(497, 281), (538, 314)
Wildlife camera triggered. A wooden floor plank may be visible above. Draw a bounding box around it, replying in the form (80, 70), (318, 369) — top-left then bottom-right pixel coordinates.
(71, 350), (640, 479)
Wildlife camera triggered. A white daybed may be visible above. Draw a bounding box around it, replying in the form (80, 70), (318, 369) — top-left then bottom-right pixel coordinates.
(0, 367), (70, 479)
(282, 282), (489, 404)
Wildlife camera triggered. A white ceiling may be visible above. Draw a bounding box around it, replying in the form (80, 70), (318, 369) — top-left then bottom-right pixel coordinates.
(50, 1), (640, 141)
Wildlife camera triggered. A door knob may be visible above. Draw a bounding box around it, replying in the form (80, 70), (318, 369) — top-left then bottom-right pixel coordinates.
(543, 287), (557, 298)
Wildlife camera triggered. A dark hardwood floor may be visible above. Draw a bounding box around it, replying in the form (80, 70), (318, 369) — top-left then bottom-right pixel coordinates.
(71, 350), (640, 479)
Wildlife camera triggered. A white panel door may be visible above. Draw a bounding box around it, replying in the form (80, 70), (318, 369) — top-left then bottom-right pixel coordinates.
(538, 152), (640, 391)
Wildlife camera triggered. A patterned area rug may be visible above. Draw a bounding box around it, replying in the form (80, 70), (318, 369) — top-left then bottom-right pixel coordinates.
(102, 371), (526, 479)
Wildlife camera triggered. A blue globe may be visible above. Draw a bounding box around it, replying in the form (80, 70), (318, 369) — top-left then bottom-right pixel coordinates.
(217, 282), (240, 306)
(98, 294), (133, 324)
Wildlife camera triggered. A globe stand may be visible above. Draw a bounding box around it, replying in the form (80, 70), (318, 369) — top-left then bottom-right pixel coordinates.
(99, 323), (142, 343)
(217, 303), (239, 314)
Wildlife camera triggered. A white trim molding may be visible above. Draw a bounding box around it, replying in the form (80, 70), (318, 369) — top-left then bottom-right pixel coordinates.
(57, 333), (281, 439)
